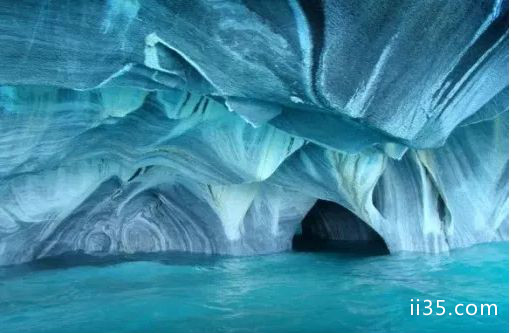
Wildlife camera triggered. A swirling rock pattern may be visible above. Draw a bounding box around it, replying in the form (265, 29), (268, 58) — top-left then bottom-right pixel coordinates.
(0, 0), (507, 265)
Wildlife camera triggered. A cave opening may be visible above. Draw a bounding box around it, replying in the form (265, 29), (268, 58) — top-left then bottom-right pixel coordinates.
(292, 200), (389, 255)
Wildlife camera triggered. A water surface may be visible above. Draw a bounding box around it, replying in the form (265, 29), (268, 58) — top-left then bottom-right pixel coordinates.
(0, 242), (508, 333)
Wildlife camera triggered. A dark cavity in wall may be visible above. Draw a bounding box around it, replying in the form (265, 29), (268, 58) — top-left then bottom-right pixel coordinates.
(292, 200), (389, 255)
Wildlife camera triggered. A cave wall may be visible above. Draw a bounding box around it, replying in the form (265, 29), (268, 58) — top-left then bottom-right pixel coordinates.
(0, 0), (508, 264)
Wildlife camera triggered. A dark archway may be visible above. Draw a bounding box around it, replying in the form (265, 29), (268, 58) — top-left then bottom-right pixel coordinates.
(292, 200), (389, 255)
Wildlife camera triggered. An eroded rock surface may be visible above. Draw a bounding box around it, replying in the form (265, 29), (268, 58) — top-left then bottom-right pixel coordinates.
(0, 0), (508, 264)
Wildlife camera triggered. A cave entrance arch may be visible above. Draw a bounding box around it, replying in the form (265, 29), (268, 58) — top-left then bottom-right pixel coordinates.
(292, 200), (389, 255)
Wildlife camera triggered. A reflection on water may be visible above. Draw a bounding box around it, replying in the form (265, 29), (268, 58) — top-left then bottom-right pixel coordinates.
(0, 242), (508, 333)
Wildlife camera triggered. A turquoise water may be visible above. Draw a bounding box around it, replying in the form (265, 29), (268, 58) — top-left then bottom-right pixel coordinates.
(0, 242), (508, 333)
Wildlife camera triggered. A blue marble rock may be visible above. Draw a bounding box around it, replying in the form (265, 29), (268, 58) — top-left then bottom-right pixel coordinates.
(0, 0), (507, 265)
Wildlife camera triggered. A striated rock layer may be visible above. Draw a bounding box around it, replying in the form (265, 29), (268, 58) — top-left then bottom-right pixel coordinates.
(0, 0), (508, 265)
